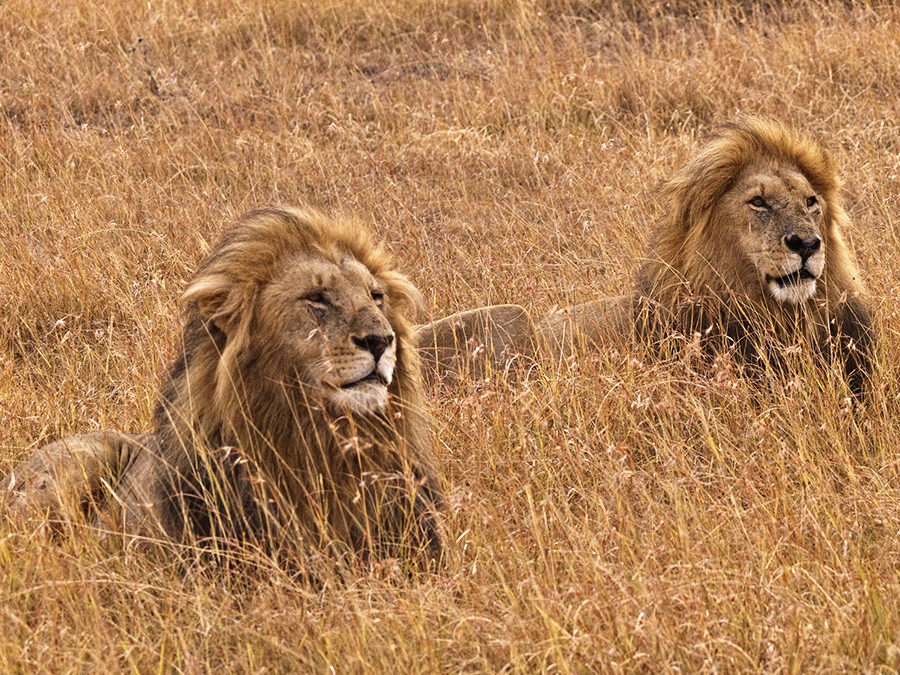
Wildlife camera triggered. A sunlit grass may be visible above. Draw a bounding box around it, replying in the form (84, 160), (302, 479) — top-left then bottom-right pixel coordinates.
(3, 0), (900, 671)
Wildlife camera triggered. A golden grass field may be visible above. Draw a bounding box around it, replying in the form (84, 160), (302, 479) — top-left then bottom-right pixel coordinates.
(3, 0), (900, 672)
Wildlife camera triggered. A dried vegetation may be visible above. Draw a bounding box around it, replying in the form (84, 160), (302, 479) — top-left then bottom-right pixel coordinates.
(3, 0), (900, 672)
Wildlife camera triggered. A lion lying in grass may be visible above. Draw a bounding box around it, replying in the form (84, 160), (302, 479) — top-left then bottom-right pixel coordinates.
(3, 207), (444, 565)
(418, 118), (875, 397)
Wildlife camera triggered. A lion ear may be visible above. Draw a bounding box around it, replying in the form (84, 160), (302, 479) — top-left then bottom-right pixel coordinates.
(181, 274), (249, 334)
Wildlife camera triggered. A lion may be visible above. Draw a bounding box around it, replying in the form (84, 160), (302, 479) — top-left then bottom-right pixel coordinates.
(419, 119), (875, 396)
(3, 207), (444, 564)
(542, 118), (875, 395)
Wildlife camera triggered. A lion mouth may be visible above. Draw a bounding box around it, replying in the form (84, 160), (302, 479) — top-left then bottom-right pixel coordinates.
(767, 268), (816, 288)
(341, 370), (387, 389)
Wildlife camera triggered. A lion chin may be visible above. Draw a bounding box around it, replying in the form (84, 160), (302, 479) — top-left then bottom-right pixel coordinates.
(3, 206), (444, 566)
(331, 379), (390, 414)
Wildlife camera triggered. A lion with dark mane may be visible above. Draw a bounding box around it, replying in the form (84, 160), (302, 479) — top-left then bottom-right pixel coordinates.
(4, 207), (443, 564)
(419, 118), (875, 396)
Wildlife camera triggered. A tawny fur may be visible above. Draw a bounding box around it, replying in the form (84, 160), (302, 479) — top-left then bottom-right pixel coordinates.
(415, 305), (537, 382)
(3, 207), (443, 564)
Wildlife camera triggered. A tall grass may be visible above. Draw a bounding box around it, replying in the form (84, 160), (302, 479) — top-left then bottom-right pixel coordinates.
(3, 0), (900, 671)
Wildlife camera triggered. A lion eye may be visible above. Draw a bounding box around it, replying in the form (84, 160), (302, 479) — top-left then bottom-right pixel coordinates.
(371, 290), (384, 306)
(807, 195), (818, 208)
(303, 292), (329, 308)
(748, 196), (768, 209)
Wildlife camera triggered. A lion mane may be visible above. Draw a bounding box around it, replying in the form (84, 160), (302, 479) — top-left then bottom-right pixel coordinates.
(4, 207), (444, 564)
(539, 118), (875, 395)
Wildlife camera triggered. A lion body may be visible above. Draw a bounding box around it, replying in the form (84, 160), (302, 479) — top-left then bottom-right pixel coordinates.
(418, 119), (874, 395)
(4, 207), (443, 562)
(415, 304), (537, 382)
(540, 120), (874, 395)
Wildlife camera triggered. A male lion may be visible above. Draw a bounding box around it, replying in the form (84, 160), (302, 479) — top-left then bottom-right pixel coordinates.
(3, 207), (444, 564)
(419, 119), (875, 396)
(415, 304), (538, 382)
(542, 118), (875, 395)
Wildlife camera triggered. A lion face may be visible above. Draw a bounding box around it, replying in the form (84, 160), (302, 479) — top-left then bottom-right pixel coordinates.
(260, 254), (396, 415)
(721, 162), (825, 305)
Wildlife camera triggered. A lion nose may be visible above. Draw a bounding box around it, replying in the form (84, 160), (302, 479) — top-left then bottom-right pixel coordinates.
(353, 334), (394, 361)
(783, 233), (821, 260)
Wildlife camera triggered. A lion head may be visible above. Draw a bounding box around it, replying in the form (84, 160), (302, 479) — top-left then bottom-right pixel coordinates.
(641, 118), (857, 306)
(719, 161), (825, 305)
(180, 209), (419, 418)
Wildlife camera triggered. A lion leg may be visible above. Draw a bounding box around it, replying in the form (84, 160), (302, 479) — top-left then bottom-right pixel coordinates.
(1, 431), (150, 528)
(414, 304), (538, 382)
(536, 294), (639, 359)
(834, 294), (877, 399)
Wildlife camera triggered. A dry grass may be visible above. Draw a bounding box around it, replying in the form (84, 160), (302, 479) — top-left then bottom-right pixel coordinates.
(3, 0), (900, 671)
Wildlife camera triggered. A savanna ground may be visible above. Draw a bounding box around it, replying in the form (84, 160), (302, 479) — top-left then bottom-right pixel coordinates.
(2, 0), (900, 672)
